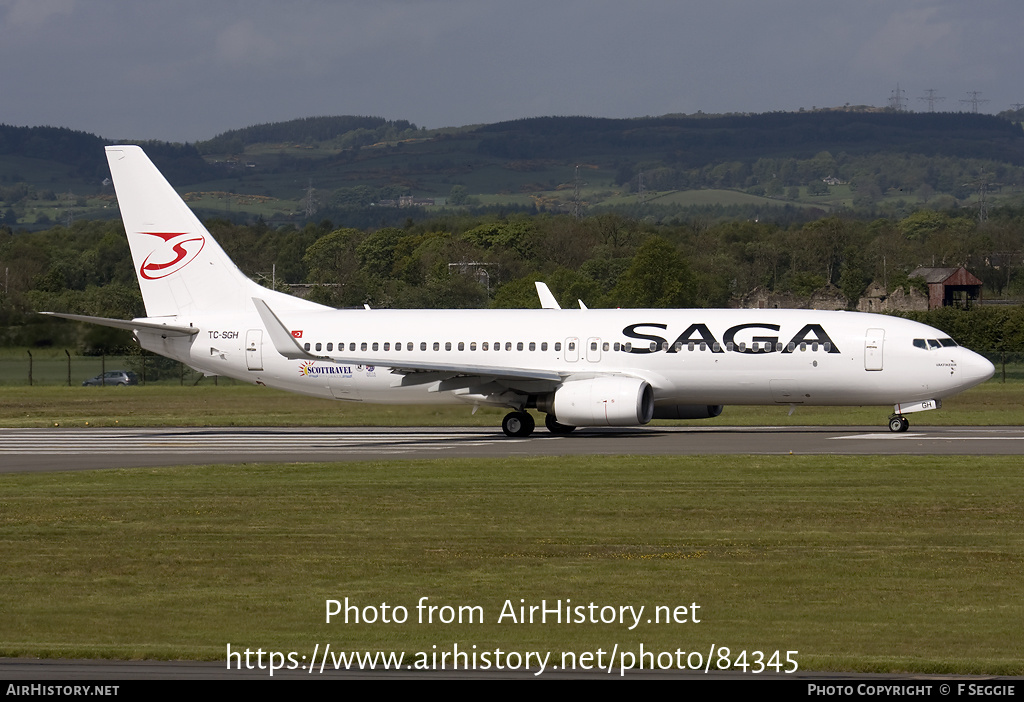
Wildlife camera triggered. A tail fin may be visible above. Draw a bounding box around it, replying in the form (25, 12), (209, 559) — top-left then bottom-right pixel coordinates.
(105, 145), (323, 318)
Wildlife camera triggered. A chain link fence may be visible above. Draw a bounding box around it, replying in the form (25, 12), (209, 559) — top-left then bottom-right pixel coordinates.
(0, 351), (244, 386)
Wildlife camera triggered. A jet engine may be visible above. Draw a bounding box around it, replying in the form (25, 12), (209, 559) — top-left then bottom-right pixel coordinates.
(540, 376), (654, 427)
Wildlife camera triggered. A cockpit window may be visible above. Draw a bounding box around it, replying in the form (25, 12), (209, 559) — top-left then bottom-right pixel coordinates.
(915, 338), (958, 349)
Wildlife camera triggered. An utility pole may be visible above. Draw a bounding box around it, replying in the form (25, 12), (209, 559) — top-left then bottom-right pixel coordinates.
(888, 83), (907, 111)
(959, 91), (989, 114)
(573, 165), (583, 220)
(917, 88), (945, 112)
(304, 180), (317, 219)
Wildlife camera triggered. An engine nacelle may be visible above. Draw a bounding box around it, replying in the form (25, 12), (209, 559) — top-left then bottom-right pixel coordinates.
(652, 404), (724, 420)
(545, 376), (654, 427)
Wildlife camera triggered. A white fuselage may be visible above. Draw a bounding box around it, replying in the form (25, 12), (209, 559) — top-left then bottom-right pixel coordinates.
(140, 306), (994, 410)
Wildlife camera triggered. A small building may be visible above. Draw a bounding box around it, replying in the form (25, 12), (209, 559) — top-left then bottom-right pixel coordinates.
(856, 281), (929, 313)
(909, 267), (983, 310)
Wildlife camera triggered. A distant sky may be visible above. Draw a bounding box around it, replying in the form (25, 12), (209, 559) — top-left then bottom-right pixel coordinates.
(2, 0), (1022, 143)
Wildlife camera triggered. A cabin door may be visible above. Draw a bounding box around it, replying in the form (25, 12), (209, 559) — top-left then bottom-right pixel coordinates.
(245, 330), (263, 371)
(864, 328), (885, 371)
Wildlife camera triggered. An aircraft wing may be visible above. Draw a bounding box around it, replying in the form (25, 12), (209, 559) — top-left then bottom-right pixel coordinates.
(252, 298), (566, 383)
(39, 312), (199, 337)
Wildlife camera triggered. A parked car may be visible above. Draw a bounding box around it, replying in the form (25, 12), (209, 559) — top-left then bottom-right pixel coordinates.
(82, 370), (138, 386)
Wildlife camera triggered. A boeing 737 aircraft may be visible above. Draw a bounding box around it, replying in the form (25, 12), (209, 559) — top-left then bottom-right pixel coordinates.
(45, 146), (995, 436)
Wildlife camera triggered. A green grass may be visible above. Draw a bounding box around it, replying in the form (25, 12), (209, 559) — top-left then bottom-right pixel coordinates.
(0, 455), (1021, 674)
(0, 380), (1019, 428)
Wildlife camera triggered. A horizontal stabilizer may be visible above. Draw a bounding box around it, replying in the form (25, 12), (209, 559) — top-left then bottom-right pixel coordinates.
(40, 312), (198, 337)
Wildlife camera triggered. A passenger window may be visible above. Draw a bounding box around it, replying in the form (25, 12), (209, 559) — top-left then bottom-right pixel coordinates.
(304, 343), (310, 351)
(372, 342), (379, 351)
(529, 342), (536, 351)
(699, 342), (707, 351)
(811, 342), (818, 352)
(517, 342), (524, 351)
(458, 342), (465, 351)
(542, 342), (549, 351)
(420, 342), (427, 351)
(445, 342), (452, 351)
(590, 342), (598, 351)
(482, 342), (489, 351)
(823, 342), (831, 352)
(621, 343), (629, 352)
(361, 342), (368, 351)
(613, 342), (619, 352)
(569, 342), (576, 351)
(327, 343), (333, 351)
(506, 342), (512, 351)
(603, 342), (609, 351)
(433, 342), (440, 351)
(555, 342), (563, 352)
(383, 343), (390, 351)
(315, 342), (322, 351)
(714, 342), (722, 352)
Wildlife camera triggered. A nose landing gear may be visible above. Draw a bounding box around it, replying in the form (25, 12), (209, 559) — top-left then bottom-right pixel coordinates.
(888, 415), (910, 433)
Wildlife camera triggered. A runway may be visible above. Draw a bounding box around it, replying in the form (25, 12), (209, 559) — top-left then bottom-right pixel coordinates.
(2, 425), (1023, 473)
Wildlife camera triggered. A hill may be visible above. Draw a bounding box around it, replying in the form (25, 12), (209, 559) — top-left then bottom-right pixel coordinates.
(1, 111), (1023, 227)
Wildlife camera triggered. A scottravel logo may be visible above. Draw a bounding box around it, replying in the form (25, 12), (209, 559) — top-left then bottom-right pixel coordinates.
(299, 361), (354, 378)
(136, 231), (206, 280)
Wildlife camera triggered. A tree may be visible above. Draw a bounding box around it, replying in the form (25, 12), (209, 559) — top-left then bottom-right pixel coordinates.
(611, 236), (695, 308)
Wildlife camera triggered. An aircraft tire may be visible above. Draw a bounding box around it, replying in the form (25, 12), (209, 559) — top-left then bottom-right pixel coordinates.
(544, 413), (576, 434)
(889, 415), (910, 433)
(502, 411), (535, 437)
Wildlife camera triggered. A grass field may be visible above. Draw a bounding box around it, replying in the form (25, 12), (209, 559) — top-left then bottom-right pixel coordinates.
(0, 379), (1019, 428)
(0, 455), (1021, 674)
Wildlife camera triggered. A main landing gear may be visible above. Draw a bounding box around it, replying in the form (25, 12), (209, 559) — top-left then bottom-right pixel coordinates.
(501, 411), (578, 437)
(501, 411), (535, 437)
(888, 415), (910, 433)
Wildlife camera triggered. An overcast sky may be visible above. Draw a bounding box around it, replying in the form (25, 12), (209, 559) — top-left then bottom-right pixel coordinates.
(2, 0), (1021, 143)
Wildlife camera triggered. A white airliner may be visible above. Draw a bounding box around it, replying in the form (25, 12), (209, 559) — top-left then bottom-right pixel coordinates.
(46, 146), (995, 436)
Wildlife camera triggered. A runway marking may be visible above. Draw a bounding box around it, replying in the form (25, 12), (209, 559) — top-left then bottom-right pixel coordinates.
(836, 433), (1024, 440)
(0, 429), (520, 457)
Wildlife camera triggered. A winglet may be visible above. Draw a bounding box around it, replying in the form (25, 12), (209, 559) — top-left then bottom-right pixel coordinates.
(252, 298), (316, 360)
(535, 282), (560, 309)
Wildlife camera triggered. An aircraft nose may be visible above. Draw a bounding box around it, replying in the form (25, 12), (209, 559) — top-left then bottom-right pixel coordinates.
(960, 347), (995, 387)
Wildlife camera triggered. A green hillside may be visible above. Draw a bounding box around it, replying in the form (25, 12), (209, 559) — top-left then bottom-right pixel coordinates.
(2, 112), (1024, 227)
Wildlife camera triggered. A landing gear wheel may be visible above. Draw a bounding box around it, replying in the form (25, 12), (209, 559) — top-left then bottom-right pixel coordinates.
(544, 414), (576, 434)
(502, 411), (535, 437)
(888, 415), (910, 433)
